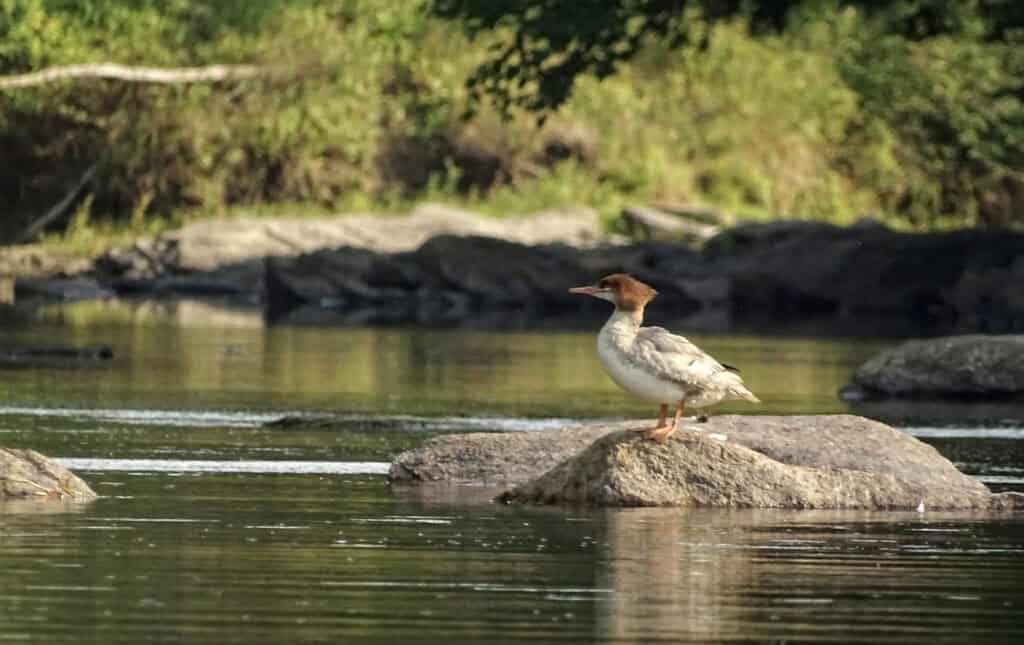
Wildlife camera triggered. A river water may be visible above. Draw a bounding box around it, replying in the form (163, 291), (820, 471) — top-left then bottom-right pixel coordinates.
(1, 299), (1022, 643)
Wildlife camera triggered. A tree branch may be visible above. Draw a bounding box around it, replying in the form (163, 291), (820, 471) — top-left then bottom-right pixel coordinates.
(0, 63), (263, 90)
(14, 163), (99, 244)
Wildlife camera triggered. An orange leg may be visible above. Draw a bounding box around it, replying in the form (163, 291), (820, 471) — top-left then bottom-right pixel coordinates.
(647, 401), (684, 443)
(635, 404), (668, 433)
(656, 404), (668, 428)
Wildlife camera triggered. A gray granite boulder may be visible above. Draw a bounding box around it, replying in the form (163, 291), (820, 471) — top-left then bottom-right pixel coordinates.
(844, 335), (1024, 399)
(390, 424), (614, 485)
(104, 203), (605, 276)
(392, 415), (1021, 510)
(0, 448), (97, 502)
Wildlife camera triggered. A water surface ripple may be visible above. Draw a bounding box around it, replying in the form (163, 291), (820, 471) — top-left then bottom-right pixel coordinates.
(1, 300), (1023, 643)
(2, 474), (1023, 644)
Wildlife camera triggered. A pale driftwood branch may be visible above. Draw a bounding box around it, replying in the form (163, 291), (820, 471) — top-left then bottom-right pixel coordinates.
(621, 204), (721, 244)
(651, 201), (735, 226)
(0, 63), (263, 89)
(14, 163), (99, 244)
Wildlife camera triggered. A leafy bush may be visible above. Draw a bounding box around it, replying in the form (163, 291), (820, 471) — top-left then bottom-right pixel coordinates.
(0, 0), (1020, 245)
(0, 0), (446, 237)
(838, 6), (1024, 226)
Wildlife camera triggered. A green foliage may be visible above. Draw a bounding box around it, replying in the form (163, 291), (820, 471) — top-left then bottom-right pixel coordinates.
(64, 192), (94, 239)
(562, 15), (871, 221)
(838, 7), (1024, 226)
(433, 0), (1024, 227)
(428, 0), (807, 114)
(0, 0), (1021, 244)
(0, 0), (442, 236)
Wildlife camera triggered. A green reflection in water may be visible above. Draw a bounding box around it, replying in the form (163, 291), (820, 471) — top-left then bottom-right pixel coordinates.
(1, 299), (886, 419)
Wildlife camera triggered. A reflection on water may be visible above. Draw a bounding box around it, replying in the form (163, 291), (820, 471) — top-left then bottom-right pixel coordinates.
(598, 508), (742, 641)
(56, 458), (391, 474)
(2, 298), (883, 417)
(598, 507), (1024, 642)
(1, 298), (1023, 643)
(1, 474), (1022, 644)
(850, 397), (1024, 427)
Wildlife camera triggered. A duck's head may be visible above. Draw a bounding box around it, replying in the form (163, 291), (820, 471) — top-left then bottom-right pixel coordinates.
(569, 273), (658, 312)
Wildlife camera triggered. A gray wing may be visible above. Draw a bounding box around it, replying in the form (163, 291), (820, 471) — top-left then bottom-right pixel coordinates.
(634, 326), (735, 389)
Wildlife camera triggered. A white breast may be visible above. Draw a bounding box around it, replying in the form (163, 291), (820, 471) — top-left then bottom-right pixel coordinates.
(597, 336), (685, 404)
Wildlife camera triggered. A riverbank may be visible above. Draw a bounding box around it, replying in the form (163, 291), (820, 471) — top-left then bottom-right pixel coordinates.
(4, 206), (1023, 334)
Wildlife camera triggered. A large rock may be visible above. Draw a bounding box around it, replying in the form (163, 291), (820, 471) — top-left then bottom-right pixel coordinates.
(710, 224), (1024, 328)
(844, 335), (1024, 399)
(392, 415), (1021, 509)
(104, 203), (606, 275)
(269, 221), (1024, 329)
(266, 236), (704, 322)
(91, 204), (607, 302)
(0, 448), (97, 502)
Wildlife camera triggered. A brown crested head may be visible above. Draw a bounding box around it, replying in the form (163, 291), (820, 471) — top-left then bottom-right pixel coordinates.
(596, 273), (658, 312)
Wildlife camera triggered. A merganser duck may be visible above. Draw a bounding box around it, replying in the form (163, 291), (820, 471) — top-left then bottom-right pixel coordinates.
(570, 273), (759, 442)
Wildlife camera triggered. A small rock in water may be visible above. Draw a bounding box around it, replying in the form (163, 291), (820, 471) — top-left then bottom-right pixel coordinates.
(0, 448), (97, 501)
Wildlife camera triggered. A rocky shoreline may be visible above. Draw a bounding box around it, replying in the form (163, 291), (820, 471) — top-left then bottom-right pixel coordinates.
(3, 206), (1024, 333)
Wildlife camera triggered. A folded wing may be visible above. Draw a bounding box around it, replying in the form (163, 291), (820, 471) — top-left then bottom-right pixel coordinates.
(634, 326), (740, 391)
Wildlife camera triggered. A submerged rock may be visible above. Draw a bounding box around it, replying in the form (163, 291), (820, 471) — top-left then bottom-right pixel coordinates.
(0, 448), (97, 502)
(846, 335), (1024, 399)
(14, 277), (114, 301)
(0, 344), (113, 366)
(392, 415), (1021, 510)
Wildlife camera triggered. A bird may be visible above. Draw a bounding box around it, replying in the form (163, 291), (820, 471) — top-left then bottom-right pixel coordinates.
(569, 273), (759, 443)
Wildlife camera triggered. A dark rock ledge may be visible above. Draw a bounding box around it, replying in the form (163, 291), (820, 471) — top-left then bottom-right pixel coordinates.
(391, 415), (1023, 510)
(0, 448), (97, 502)
(7, 213), (1024, 333)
